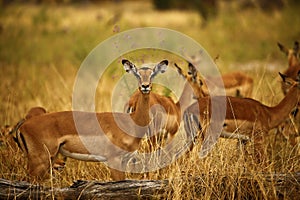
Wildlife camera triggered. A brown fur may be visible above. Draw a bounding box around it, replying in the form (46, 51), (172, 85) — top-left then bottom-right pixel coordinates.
(124, 65), (199, 151)
(25, 107), (47, 119)
(277, 41), (300, 145)
(14, 60), (168, 181)
(278, 41), (300, 94)
(126, 91), (181, 137)
(204, 71), (253, 98)
(183, 55), (254, 98)
(185, 72), (300, 163)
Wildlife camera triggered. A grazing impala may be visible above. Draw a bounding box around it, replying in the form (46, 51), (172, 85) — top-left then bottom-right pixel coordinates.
(9, 107), (67, 170)
(178, 63), (300, 162)
(0, 107), (45, 150)
(12, 59), (168, 181)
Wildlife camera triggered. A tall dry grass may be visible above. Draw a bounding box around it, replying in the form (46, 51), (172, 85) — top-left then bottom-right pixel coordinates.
(1, 1), (300, 199)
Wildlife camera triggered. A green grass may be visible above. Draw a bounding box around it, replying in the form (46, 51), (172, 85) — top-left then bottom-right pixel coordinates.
(0, 1), (300, 199)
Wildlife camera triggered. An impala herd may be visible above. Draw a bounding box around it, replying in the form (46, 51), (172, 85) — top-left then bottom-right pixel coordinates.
(1, 41), (300, 182)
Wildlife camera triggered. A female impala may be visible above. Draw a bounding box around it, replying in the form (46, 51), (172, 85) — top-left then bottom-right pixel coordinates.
(9, 107), (66, 170)
(277, 41), (300, 146)
(174, 62), (250, 142)
(278, 41), (300, 94)
(185, 53), (254, 98)
(178, 63), (300, 163)
(124, 65), (200, 150)
(126, 59), (252, 151)
(13, 59), (168, 181)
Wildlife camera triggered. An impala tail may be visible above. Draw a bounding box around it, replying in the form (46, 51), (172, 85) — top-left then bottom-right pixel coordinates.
(10, 107), (47, 153)
(9, 118), (27, 152)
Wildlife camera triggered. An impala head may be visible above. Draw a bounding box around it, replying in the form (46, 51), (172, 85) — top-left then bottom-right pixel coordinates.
(122, 59), (168, 94)
(174, 62), (205, 99)
(279, 70), (300, 89)
(277, 41), (300, 67)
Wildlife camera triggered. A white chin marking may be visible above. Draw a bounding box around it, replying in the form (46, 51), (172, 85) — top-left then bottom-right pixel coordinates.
(142, 90), (150, 94)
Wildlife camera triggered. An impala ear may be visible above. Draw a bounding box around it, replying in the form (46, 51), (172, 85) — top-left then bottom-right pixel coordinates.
(174, 63), (186, 79)
(188, 62), (198, 82)
(297, 70), (300, 81)
(279, 72), (296, 86)
(155, 60), (168, 73)
(279, 72), (287, 82)
(294, 41), (299, 53)
(151, 60), (168, 78)
(122, 59), (137, 74)
(277, 42), (289, 56)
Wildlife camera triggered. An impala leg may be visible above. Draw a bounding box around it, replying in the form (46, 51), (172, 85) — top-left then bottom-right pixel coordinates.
(108, 167), (126, 181)
(26, 140), (61, 181)
(147, 111), (167, 152)
(107, 157), (126, 181)
(183, 111), (202, 153)
(27, 149), (51, 181)
(252, 131), (267, 165)
(166, 131), (176, 145)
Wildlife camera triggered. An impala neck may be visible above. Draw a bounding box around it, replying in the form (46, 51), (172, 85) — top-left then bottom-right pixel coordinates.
(133, 92), (151, 127)
(270, 85), (300, 128)
(288, 54), (299, 68)
(177, 82), (194, 114)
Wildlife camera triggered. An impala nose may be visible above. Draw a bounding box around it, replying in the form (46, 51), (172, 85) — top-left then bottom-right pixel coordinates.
(141, 83), (151, 93)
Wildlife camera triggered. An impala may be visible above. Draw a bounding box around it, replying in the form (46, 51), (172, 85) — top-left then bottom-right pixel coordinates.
(278, 41), (300, 94)
(12, 59), (168, 181)
(124, 90), (181, 149)
(174, 62), (251, 142)
(277, 41), (300, 146)
(185, 54), (254, 98)
(178, 63), (300, 162)
(124, 64), (201, 150)
(126, 60), (238, 149)
(10, 107), (66, 170)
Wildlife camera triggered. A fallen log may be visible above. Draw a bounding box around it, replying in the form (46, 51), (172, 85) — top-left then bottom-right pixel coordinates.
(0, 172), (300, 199)
(0, 178), (170, 200)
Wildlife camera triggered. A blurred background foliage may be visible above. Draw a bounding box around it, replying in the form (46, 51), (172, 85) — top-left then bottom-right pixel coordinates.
(0, 0), (300, 117)
(0, 0), (299, 67)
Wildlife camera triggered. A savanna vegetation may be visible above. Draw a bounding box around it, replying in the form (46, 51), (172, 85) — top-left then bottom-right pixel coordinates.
(1, 0), (300, 199)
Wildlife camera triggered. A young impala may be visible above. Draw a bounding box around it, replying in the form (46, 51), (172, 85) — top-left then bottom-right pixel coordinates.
(177, 63), (300, 163)
(12, 59), (168, 181)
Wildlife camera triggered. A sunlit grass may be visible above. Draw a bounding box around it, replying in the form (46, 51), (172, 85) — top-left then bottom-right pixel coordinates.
(0, 1), (300, 199)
